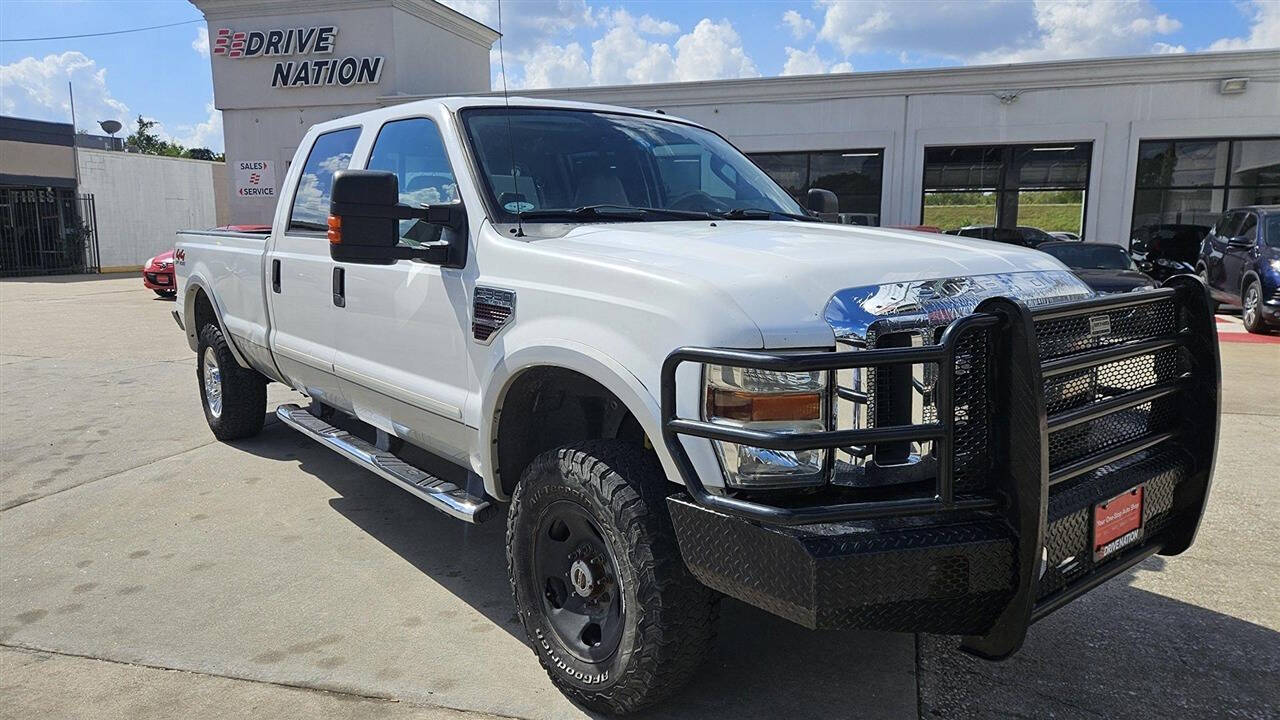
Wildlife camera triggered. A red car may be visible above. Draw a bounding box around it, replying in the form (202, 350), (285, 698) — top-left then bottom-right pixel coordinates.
(143, 225), (270, 299)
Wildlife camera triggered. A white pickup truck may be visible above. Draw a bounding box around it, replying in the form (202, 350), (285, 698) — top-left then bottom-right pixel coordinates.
(174, 97), (1220, 714)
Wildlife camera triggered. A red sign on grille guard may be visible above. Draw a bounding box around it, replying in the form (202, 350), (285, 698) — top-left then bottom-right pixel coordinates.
(1093, 485), (1144, 561)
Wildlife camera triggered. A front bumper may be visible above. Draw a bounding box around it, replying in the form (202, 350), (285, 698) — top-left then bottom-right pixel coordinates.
(661, 277), (1219, 658)
(143, 267), (174, 290)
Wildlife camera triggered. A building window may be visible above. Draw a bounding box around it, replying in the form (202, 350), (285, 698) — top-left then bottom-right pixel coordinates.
(922, 143), (1092, 240)
(1131, 137), (1280, 248)
(750, 149), (883, 225)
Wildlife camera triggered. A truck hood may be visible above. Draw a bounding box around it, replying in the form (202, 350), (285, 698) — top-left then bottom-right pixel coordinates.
(536, 221), (1085, 346)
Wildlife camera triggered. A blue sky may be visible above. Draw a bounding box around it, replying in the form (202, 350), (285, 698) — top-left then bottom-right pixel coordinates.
(2, 0), (1277, 152)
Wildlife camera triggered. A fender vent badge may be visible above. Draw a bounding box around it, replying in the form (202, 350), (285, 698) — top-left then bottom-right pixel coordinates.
(473, 287), (516, 344)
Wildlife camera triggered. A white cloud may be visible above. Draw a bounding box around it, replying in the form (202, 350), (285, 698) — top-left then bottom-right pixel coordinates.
(971, 0), (1183, 64)
(814, 0), (1183, 64)
(599, 7), (679, 35)
(516, 17), (758, 88)
(522, 42), (592, 88)
(0, 51), (129, 132)
(171, 95), (224, 152)
(192, 27), (210, 58)
(782, 9), (815, 39)
(1151, 42), (1187, 54)
(1207, 0), (1280, 51)
(781, 46), (853, 76)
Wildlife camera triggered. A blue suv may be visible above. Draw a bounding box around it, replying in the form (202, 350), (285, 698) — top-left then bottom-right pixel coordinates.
(1197, 205), (1280, 334)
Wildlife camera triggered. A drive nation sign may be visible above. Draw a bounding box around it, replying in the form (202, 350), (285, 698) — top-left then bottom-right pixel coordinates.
(212, 25), (384, 89)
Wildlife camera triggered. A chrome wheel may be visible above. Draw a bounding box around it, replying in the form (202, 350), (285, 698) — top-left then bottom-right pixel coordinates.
(1244, 284), (1260, 328)
(202, 346), (223, 419)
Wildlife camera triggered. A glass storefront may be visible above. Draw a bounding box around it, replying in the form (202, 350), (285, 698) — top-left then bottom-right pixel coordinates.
(750, 149), (884, 225)
(921, 143), (1092, 238)
(1130, 137), (1280, 248)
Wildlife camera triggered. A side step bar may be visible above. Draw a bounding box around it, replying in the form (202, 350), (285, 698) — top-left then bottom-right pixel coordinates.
(276, 403), (494, 524)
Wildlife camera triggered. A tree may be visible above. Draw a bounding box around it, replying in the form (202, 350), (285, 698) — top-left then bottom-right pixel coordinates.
(184, 147), (217, 161)
(124, 115), (184, 157)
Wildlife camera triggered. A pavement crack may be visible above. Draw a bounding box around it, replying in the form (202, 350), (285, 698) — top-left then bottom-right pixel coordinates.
(0, 643), (521, 719)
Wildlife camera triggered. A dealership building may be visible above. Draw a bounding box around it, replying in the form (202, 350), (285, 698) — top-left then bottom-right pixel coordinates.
(193, 0), (1279, 245)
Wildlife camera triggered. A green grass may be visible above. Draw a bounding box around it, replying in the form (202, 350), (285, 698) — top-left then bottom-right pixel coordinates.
(922, 204), (1083, 233)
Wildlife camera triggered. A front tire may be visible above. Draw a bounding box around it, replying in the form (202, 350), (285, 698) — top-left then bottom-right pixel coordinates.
(507, 441), (718, 714)
(1242, 279), (1269, 334)
(154, 289), (177, 299)
(196, 322), (267, 440)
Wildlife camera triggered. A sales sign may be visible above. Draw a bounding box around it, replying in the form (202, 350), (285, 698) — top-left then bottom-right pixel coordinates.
(235, 160), (276, 199)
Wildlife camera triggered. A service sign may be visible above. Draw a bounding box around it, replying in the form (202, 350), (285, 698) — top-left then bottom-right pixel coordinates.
(235, 160), (276, 199)
(212, 25), (384, 89)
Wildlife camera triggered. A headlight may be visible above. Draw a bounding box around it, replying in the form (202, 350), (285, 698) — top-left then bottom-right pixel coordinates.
(703, 364), (829, 489)
(1269, 259), (1280, 274)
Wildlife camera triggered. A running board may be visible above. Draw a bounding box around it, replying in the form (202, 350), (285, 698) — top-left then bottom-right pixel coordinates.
(276, 403), (494, 524)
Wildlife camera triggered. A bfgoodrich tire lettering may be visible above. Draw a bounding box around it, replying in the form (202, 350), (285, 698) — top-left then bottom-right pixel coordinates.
(196, 322), (267, 440)
(506, 440), (718, 714)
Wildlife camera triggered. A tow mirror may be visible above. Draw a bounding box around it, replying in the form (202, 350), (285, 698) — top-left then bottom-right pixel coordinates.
(806, 188), (839, 216)
(328, 170), (467, 267)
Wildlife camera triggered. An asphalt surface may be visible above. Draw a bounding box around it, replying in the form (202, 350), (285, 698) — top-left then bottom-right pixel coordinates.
(1, 275), (1277, 719)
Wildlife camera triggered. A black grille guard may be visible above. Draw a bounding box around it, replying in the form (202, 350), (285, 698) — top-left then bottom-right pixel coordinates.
(660, 275), (1220, 658)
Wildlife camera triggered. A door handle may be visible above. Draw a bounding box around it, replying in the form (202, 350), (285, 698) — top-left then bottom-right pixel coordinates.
(271, 259), (281, 293)
(332, 266), (345, 307)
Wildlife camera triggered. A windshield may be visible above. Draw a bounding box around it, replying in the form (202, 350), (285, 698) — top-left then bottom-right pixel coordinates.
(461, 107), (805, 223)
(1041, 243), (1137, 271)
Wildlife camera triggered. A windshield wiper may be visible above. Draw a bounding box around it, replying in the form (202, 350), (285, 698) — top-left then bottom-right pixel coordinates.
(518, 204), (716, 222)
(718, 207), (822, 222)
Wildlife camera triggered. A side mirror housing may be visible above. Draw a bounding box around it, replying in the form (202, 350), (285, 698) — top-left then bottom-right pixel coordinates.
(1226, 236), (1254, 249)
(328, 170), (467, 267)
(806, 188), (839, 216)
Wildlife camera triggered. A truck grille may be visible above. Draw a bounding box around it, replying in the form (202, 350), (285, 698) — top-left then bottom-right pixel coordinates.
(1032, 295), (1203, 601)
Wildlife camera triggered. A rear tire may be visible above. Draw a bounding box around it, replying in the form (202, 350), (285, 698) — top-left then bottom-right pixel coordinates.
(507, 440), (718, 715)
(1196, 265), (1219, 314)
(154, 289), (177, 299)
(1242, 279), (1269, 334)
(196, 322), (267, 440)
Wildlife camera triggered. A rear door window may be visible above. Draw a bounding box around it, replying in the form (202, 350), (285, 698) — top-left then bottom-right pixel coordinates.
(288, 127), (361, 233)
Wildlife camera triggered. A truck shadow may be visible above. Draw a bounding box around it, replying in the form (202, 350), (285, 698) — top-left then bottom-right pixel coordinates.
(917, 557), (1280, 719)
(231, 419), (918, 718)
(232, 420), (1279, 719)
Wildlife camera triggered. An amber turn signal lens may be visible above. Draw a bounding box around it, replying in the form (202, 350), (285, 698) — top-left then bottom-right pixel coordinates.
(707, 388), (822, 422)
(327, 215), (342, 244)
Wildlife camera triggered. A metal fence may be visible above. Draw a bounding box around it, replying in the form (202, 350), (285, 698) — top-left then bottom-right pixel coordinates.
(0, 187), (100, 277)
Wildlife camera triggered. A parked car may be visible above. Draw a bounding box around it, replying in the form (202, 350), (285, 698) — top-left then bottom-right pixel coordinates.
(173, 98), (1219, 714)
(946, 224), (1058, 247)
(143, 225), (269, 299)
(1037, 241), (1156, 294)
(142, 250), (177, 297)
(1197, 205), (1280, 333)
(1048, 231), (1080, 241)
(1130, 223), (1209, 282)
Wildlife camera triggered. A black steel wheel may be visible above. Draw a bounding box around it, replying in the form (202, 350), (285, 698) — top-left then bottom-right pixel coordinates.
(507, 440), (718, 715)
(533, 500), (625, 664)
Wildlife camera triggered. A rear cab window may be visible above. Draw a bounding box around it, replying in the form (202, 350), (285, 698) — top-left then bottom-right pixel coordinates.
(287, 127), (362, 233)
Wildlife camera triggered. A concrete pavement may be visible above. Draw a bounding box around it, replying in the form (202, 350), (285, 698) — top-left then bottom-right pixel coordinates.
(2, 275), (1277, 719)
